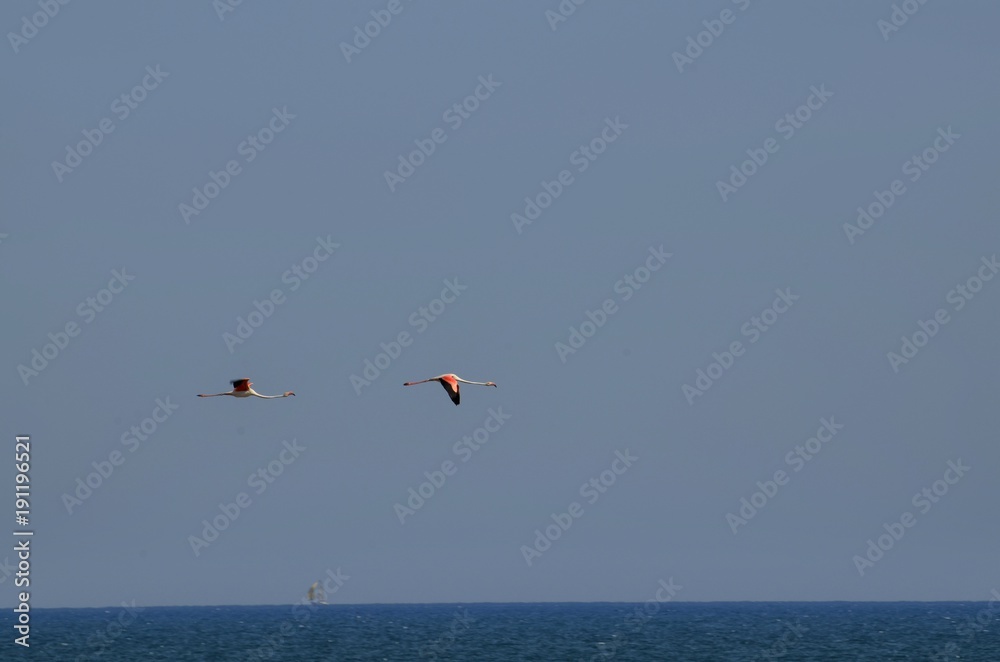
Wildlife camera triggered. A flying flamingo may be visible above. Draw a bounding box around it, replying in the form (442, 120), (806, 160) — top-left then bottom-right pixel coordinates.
(403, 374), (496, 406)
(197, 379), (295, 399)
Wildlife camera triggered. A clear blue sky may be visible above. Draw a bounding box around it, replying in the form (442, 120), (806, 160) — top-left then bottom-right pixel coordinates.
(3, 1), (999, 608)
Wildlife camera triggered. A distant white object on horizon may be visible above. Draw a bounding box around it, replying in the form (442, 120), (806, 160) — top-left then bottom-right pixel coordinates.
(307, 581), (327, 605)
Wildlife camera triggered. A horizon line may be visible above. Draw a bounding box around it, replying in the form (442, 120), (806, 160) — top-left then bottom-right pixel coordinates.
(21, 599), (1000, 610)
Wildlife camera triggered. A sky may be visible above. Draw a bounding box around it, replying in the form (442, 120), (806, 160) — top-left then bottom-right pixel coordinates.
(2, 1), (999, 609)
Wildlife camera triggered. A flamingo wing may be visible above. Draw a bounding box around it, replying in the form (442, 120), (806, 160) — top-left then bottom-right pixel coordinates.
(231, 378), (251, 392)
(439, 375), (460, 406)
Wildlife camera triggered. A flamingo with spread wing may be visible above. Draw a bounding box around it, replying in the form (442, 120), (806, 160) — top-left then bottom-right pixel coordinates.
(197, 379), (295, 399)
(403, 374), (496, 406)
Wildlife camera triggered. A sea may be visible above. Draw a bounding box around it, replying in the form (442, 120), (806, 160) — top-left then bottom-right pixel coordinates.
(7, 602), (1000, 661)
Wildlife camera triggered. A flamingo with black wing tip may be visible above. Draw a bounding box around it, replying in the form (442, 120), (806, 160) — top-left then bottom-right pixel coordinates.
(197, 379), (295, 399)
(403, 374), (496, 406)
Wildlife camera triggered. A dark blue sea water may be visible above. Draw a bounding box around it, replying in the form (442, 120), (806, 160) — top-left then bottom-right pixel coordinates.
(8, 602), (1000, 661)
